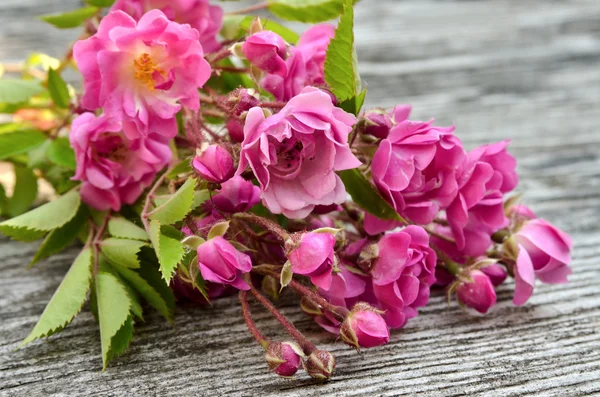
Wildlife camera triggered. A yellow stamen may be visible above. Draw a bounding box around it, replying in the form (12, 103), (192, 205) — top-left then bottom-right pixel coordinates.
(133, 53), (166, 91)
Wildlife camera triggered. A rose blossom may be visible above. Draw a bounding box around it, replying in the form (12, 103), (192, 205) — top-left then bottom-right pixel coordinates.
(73, 10), (211, 138)
(197, 236), (252, 291)
(371, 226), (437, 328)
(366, 116), (464, 234)
(288, 231), (336, 290)
(70, 112), (171, 211)
(447, 141), (518, 256)
(262, 24), (335, 101)
(110, 0), (223, 52)
(237, 87), (361, 218)
(510, 206), (573, 305)
(242, 31), (288, 77)
(210, 176), (260, 213)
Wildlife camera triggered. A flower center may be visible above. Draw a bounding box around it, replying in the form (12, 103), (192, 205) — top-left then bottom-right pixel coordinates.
(133, 53), (166, 91)
(95, 133), (128, 163)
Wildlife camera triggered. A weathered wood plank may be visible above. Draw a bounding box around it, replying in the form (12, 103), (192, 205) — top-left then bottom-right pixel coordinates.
(1, 1), (600, 396)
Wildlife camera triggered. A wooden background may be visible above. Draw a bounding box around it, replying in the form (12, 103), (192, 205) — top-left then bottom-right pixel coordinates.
(1, 1), (600, 395)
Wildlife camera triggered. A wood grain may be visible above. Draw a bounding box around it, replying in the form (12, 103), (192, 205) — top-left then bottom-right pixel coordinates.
(1, 1), (600, 396)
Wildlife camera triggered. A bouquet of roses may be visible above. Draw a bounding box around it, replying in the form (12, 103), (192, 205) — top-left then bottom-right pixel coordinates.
(0, 0), (573, 380)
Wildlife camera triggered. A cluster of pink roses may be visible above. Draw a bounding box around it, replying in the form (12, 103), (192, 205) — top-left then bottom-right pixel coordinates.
(64, 1), (573, 378)
(71, 6), (213, 209)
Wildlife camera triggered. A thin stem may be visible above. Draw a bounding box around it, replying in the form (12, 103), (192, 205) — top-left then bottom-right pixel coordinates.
(141, 165), (174, 234)
(201, 108), (227, 119)
(239, 290), (269, 349)
(208, 47), (232, 65)
(234, 213), (290, 242)
(424, 226), (456, 244)
(226, 2), (269, 15)
(245, 274), (317, 355)
(432, 246), (462, 275)
(251, 267), (349, 319)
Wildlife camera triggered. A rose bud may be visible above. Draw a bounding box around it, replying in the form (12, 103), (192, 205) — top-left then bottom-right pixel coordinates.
(193, 144), (235, 183)
(197, 236), (252, 290)
(211, 176), (260, 213)
(265, 341), (304, 377)
(304, 350), (336, 381)
(456, 270), (497, 314)
(363, 109), (392, 139)
(340, 303), (390, 350)
(242, 31), (288, 77)
(287, 232), (336, 290)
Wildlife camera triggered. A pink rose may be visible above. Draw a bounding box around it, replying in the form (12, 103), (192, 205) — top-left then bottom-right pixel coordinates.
(512, 209), (573, 305)
(363, 105), (412, 139)
(70, 112), (171, 211)
(242, 31), (288, 77)
(262, 24), (335, 101)
(111, 0), (223, 52)
(447, 141), (518, 256)
(288, 231), (336, 290)
(210, 176), (260, 213)
(197, 236), (252, 291)
(371, 226), (437, 328)
(366, 116), (464, 234)
(73, 10), (211, 138)
(237, 87), (361, 218)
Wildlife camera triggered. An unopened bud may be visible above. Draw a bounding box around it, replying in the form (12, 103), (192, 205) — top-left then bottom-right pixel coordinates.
(339, 302), (389, 350)
(304, 350), (336, 381)
(265, 341), (304, 377)
(456, 270), (497, 314)
(357, 242), (379, 272)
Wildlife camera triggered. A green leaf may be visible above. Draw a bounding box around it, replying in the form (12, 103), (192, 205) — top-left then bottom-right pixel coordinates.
(47, 68), (70, 109)
(108, 217), (149, 241)
(324, 0), (360, 102)
(86, 0), (116, 6)
(7, 165), (38, 217)
(268, 0), (347, 23)
(149, 220), (185, 284)
(339, 88), (367, 116)
(338, 168), (404, 222)
(137, 248), (176, 313)
(0, 79), (44, 104)
(100, 238), (147, 269)
(0, 129), (46, 160)
(21, 247), (93, 346)
(95, 270), (133, 369)
(0, 190), (81, 241)
(110, 263), (174, 322)
(29, 205), (87, 267)
(121, 279), (143, 321)
(166, 159), (192, 180)
(149, 178), (196, 225)
(46, 137), (76, 169)
(40, 7), (98, 29)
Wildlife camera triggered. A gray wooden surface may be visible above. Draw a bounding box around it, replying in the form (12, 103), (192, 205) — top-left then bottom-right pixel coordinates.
(1, 1), (600, 396)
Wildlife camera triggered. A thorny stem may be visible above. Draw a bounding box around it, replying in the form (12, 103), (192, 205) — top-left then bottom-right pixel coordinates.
(245, 274), (318, 355)
(201, 108), (227, 119)
(226, 2), (269, 15)
(239, 290), (270, 349)
(213, 65), (250, 74)
(433, 245), (462, 276)
(141, 165), (174, 234)
(208, 47), (232, 65)
(251, 267), (349, 320)
(234, 213), (290, 242)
